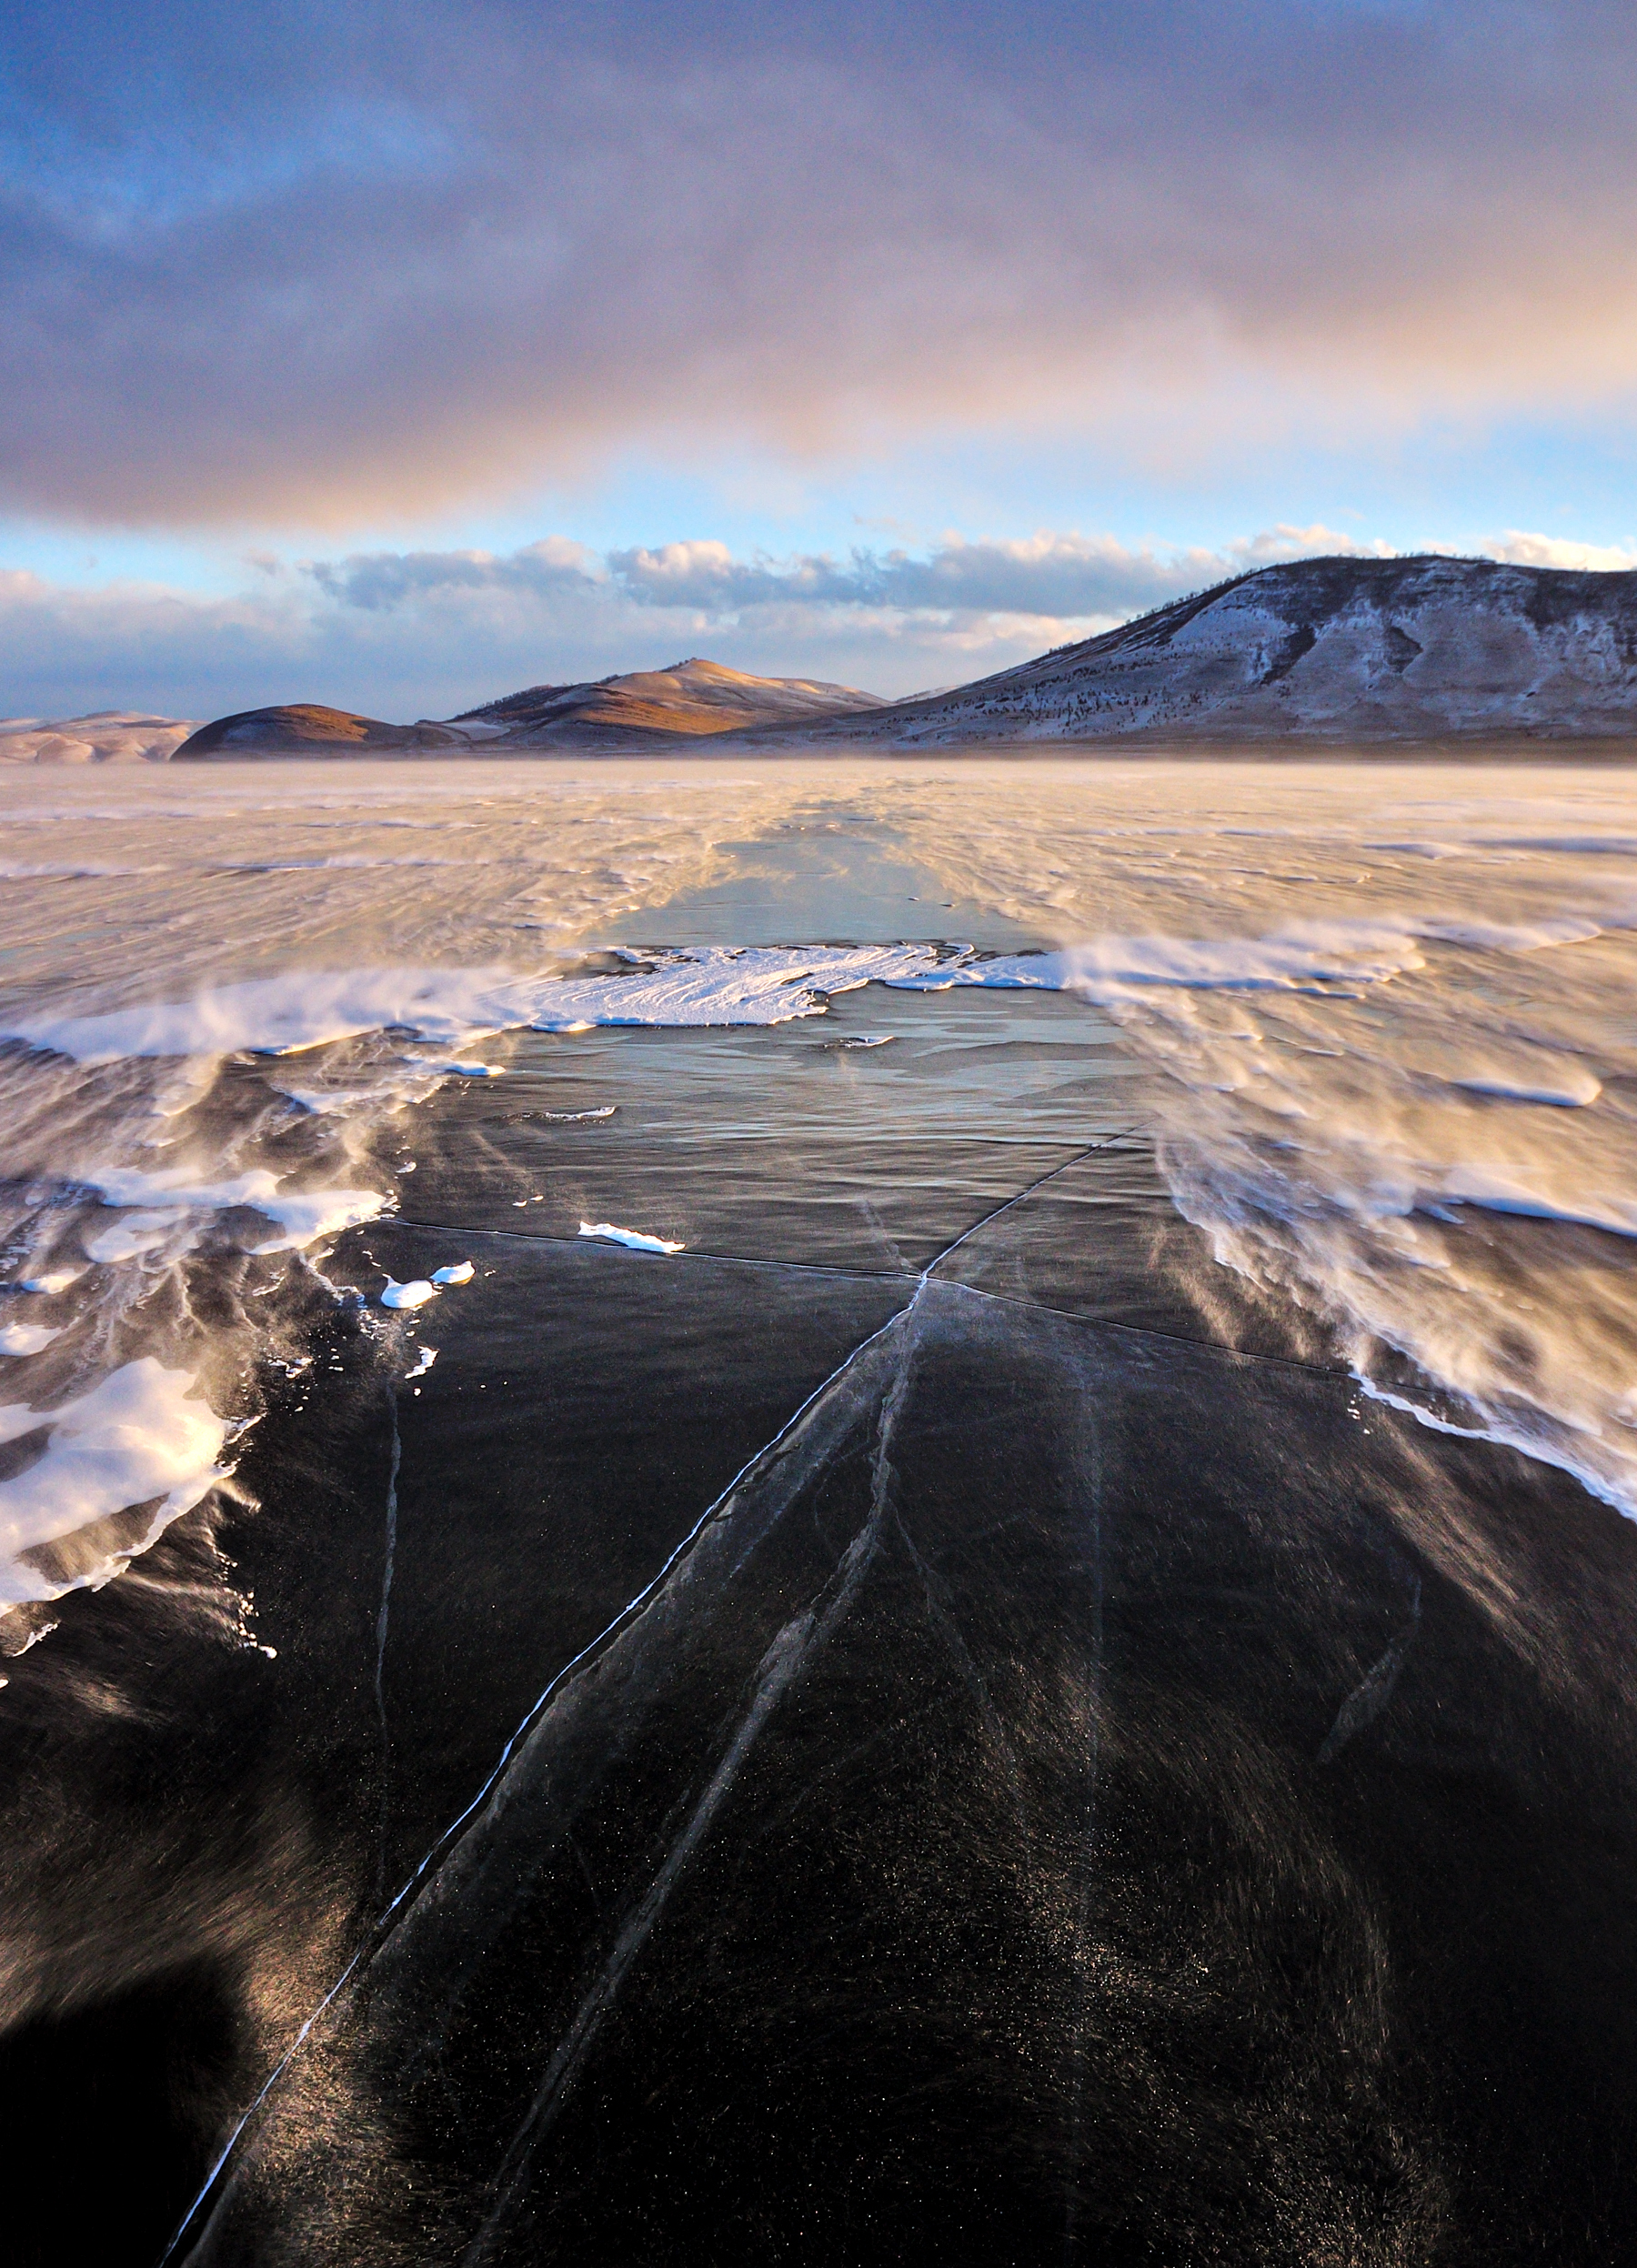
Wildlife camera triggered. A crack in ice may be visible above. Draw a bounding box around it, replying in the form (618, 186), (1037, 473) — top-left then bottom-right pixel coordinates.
(464, 1294), (924, 2258)
(1317, 1572), (1422, 1765)
(165, 1295), (918, 2263)
(163, 1124), (1177, 2263)
(375, 1381), (402, 1905)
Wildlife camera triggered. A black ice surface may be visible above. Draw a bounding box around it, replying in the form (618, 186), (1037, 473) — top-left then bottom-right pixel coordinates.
(5, 985), (1637, 2266)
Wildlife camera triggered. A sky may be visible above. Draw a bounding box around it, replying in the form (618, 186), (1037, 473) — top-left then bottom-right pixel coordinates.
(5, 0), (1637, 721)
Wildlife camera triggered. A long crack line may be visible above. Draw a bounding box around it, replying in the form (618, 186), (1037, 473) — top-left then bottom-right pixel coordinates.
(367, 1125), (1144, 1289)
(165, 1295), (919, 2265)
(167, 1122), (1159, 2263)
(374, 1380), (402, 1908)
(464, 1292), (926, 2259)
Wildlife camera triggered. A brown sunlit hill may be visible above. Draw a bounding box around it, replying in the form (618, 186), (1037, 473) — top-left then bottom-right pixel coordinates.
(456, 657), (887, 744)
(172, 704), (486, 758)
(168, 662), (887, 758)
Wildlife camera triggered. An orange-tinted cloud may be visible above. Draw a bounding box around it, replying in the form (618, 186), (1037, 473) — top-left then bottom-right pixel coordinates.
(7, 2), (1637, 528)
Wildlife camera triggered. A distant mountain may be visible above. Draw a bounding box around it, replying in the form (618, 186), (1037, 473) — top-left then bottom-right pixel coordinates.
(770, 557), (1637, 748)
(0, 712), (201, 764)
(167, 661), (886, 760)
(51, 563), (1637, 766)
(457, 657), (886, 743)
(172, 704), (495, 758)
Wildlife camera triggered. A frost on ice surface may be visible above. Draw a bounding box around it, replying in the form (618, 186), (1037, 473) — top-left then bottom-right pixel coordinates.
(0, 946), (951, 1064)
(578, 1221), (686, 1255)
(0, 968), (519, 1061)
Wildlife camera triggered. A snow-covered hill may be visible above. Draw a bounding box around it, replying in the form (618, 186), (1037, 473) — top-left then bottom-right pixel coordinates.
(171, 704), (505, 758)
(167, 659), (887, 758)
(776, 557), (1637, 748)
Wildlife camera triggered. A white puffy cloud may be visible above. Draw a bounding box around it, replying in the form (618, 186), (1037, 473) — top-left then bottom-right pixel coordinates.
(1483, 530), (1637, 573)
(317, 520), (1387, 639)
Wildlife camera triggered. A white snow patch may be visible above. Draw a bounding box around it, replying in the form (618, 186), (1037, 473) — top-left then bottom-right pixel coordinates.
(381, 1279), (437, 1310)
(1451, 1071), (1602, 1109)
(85, 1211), (176, 1264)
(578, 1221), (686, 1255)
(87, 1166), (388, 1252)
(0, 947), (949, 1065)
(1417, 915), (1605, 953)
(0, 1359), (228, 1608)
(1436, 1171), (1637, 1239)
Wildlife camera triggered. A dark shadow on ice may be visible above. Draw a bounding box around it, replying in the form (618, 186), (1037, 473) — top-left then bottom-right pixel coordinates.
(180, 1263), (1637, 2267)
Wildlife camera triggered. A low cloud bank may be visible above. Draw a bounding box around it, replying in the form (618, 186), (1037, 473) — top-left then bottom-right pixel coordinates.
(0, 527), (1622, 724)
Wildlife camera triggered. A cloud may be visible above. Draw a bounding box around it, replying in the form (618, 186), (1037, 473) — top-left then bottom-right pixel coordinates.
(8, 2), (1637, 527)
(307, 537), (601, 611)
(0, 522), (1455, 719)
(1484, 529), (1637, 573)
(317, 520), (1384, 637)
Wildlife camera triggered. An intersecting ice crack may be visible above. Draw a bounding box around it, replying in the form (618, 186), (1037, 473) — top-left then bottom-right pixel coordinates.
(388, 1127), (1349, 1384)
(161, 1124), (1200, 2262)
(166, 1284), (919, 2263)
(390, 1127), (1145, 1294)
(167, 1123), (1358, 2262)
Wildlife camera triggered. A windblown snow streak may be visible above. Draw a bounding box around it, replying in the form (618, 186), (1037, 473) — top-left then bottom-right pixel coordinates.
(0, 751), (1634, 1671)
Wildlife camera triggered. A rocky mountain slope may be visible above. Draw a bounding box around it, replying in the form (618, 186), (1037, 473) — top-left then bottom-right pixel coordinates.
(771, 556), (1637, 748)
(455, 656), (885, 743)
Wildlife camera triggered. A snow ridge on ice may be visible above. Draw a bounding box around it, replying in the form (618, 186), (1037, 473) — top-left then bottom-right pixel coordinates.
(0, 1360), (228, 1609)
(578, 1222), (686, 1255)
